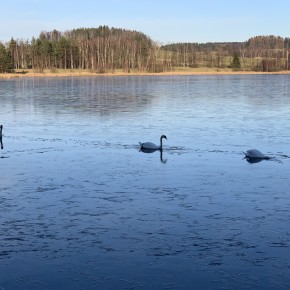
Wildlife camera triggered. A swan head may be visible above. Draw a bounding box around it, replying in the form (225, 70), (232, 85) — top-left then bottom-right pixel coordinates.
(161, 135), (167, 140)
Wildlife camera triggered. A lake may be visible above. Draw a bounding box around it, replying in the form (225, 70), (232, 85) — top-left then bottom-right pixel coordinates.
(1, 75), (290, 290)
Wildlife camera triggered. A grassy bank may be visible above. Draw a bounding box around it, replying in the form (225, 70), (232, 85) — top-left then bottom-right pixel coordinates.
(1, 68), (290, 79)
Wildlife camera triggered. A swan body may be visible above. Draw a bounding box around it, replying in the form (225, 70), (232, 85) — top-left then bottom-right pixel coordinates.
(244, 149), (269, 159)
(0, 125), (3, 149)
(139, 135), (167, 150)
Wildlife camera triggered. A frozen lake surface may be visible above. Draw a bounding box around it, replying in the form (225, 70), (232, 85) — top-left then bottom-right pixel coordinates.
(1, 75), (290, 289)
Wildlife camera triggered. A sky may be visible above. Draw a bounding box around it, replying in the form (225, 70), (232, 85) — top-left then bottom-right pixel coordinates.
(1, 0), (290, 44)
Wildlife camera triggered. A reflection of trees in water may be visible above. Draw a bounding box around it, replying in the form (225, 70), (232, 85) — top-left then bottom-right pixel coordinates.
(8, 77), (157, 117)
(235, 76), (290, 108)
(6, 76), (290, 120)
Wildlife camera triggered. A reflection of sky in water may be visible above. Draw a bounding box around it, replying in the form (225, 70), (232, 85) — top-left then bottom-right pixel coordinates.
(1, 75), (290, 290)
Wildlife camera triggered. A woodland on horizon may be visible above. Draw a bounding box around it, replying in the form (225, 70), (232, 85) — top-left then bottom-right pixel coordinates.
(1, 25), (290, 73)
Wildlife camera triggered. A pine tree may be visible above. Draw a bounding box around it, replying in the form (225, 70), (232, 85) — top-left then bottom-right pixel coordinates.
(231, 53), (241, 69)
(0, 43), (14, 72)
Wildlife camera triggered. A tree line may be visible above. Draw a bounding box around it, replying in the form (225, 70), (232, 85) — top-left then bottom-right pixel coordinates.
(160, 35), (290, 71)
(1, 26), (290, 73)
(0, 26), (157, 73)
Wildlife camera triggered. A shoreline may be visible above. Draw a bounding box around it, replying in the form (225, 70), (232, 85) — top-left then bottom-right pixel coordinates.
(1, 69), (290, 79)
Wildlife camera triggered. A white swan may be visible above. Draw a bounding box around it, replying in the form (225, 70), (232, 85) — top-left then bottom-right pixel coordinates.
(244, 149), (269, 159)
(139, 135), (167, 150)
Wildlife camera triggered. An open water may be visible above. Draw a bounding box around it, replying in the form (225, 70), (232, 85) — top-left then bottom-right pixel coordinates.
(0, 75), (290, 289)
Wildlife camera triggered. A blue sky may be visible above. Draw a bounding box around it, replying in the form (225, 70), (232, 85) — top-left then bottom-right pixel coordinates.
(1, 0), (290, 44)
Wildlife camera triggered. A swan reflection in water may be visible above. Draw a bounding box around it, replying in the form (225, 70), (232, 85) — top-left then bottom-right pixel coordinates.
(139, 148), (168, 164)
(244, 157), (267, 164)
(0, 125), (3, 149)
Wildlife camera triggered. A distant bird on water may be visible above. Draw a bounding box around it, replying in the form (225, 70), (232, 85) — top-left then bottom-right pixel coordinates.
(0, 125), (3, 149)
(244, 149), (269, 159)
(139, 135), (167, 150)
(243, 149), (270, 163)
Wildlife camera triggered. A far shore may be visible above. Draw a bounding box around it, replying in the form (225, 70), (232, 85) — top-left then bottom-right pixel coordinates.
(1, 68), (290, 79)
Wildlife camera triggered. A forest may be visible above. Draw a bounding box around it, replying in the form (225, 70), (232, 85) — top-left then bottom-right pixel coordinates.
(0, 25), (290, 73)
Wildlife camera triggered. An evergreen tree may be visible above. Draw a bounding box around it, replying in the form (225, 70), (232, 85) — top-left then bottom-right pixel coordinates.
(0, 42), (14, 72)
(231, 53), (241, 69)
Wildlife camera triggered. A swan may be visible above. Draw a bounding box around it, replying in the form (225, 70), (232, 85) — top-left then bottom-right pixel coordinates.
(0, 125), (3, 149)
(244, 149), (270, 159)
(139, 135), (167, 150)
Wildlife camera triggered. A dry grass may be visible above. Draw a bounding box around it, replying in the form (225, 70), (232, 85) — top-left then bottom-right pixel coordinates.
(1, 68), (290, 79)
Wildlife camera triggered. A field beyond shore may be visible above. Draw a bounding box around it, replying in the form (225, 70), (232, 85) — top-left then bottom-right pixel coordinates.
(1, 68), (290, 79)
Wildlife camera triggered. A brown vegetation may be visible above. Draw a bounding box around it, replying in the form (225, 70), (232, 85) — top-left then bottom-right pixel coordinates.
(1, 68), (290, 79)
